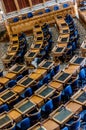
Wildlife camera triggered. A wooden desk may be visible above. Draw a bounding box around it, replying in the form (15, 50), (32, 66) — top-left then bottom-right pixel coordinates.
(64, 64), (80, 75)
(0, 113), (13, 129)
(34, 31), (43, 38)
(9, 64), (26, 75)
(0, 89), (17, 104)
(18, 76), (35, 88)
(34, 26), (42, 32)
(80, 40), (86, 57)
(25, 50), (39, 64)
(58, 43), (68, 47)
(8, 44), (19, 52)
(53, 71), (71, 84)
(35, 84), (55, 101)
(14, 98), (36, 115)
(51, 105), (73, 126)
(2, 52), (16, 67)
(69, 56), (86, 67)
(34, 68), (47, 76)
(58, 34), (69, 43)
(5, 72), (17, 79)
(30, 94), (44, 107)
(12, 85), (25, 94)
(31, 43), (42, 50)
(59, 27), (70, 34)
(52, 46), (66, 57)
(7, 5), (75, 34)
(29, 72), (42, 81)
(38, 60), (54, 70)
(71, 89), (86, 105)
(65, 101), (82, 114)
(49, 81), (63, 91)
(0, 99), (3, 106)
(78, 8), (86, 23)
(8, 109), (22, 123)
(42, 119), (60, 130)
(10, 35), (18, 41)
(0, 77), (9, 86)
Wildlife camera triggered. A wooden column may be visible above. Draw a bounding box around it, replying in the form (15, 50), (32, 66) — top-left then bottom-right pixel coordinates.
(28, 0), (32, 8)
(43, 0), (45, 4)
(1, 0), (6, 14)
(14, 0), (20, 11)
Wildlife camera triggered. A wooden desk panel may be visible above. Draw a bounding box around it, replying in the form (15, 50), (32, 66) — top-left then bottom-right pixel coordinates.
(66, 101), (82, 114)
(38, 60), (54, 70)
(42, 119), (60, 130)
(71, 89), (86, 105)
(49, 81), (63, 91)
(7, 5), (75, 34)
(12, 85), (25, 94)
(34, 68), (47, 76)
(64, 64), (80, 75)
(14, 98), (36, 115)
(0, 89), (17, 103)
(0, 113), (12, 129)
(5, 72), (17, 79)
(18, 76), (35, 88)
(30, 95), (44, 107)
(69, 56), (86, 67)
(0, 77), (9, 86)
(9, 64), (26, 74)
(53, 71), (72, 84)
(8, 109), (22, 122)
(51, 105), (73, 126)
(35, 84), (56, 101)
(29, 73), (42, 81)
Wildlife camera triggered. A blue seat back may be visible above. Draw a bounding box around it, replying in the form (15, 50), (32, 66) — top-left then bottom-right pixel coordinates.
(0, 104), (9, 113)
(27, 12), (33, 18)
(8, 80), (16, 88)
(21, 117), (30, 130)
(16, 75), (23, 81)
(45, 8), (51, 13)
(45, 99), (53, 113)
(54, 5), (59, 11)
(25, 87), (33, 97)
(63, 3), (69, 8)
(79, 68), (86, 80)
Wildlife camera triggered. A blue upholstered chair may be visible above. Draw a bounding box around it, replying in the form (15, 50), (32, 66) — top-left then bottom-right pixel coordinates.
(20, 87), (33, 98)
(54, 5), (59, 11)
(0, 70), (3, 77)
(43, 74), (51, 84)
(50, 68), (55, 78)
(78, 68), (86, 87)
(17, 117), (31, 130)
(16, 75), (23, 81)
(72, 77), (78, 91)
(29, 108), (41, 125)
(54, 64), (60, 74)
(27, 12), (33, 18)
(63, 3), (69, 8)
(45, 8), (51, 13)
(66, 115), (81, 130)
(41, 99), (53, 116)
(79, 110), (86, 121)
(61, 85), (73, 102)
(0, 104), (9, 113)
(22, 69), (28, 76)
(13, 17), (19, 22)
(38, 12), (43, 15)
(52, 92), (62, 109)
(61, 126), (69, 130)
(8, 80), (16, 88)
